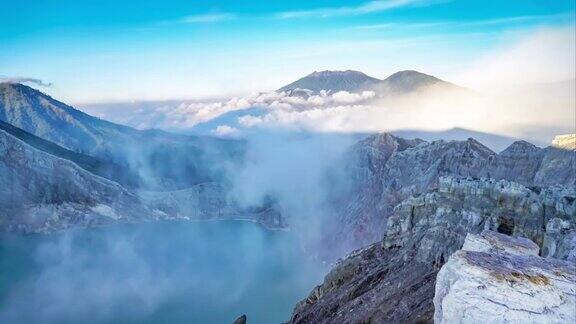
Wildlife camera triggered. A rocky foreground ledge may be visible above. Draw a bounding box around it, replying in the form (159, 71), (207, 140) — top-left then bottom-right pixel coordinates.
(289, 176), (575, 323)
(434, 231), (576, 323)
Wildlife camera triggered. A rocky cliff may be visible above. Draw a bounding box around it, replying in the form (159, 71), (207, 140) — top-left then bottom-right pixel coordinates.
(434, 231), (575, 323)
(0, 128), (283, 233)
(326, 133), (575, 258)
(0, 128), (152, 233)
(290, 176), (575, 323)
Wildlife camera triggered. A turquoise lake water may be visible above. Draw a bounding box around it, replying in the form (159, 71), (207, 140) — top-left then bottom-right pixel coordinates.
(0, 221), (326, 324)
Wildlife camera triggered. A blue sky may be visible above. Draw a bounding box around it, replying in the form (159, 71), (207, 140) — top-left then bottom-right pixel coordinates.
(1, 0), (574, 103)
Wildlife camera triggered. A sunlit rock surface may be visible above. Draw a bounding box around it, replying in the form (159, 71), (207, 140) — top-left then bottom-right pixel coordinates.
(290, 176), (575, 323)
(434, 231), (576, 323)
(552, 134), (576, 150)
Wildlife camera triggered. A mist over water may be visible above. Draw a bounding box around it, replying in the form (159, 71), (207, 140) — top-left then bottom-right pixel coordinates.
(0, 221), (326, 324)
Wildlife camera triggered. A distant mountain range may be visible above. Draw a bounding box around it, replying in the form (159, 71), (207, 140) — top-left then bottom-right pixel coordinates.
(0, 82), (282, 233)
(278, 69), (460, 95)
(0, 82), (243, 190)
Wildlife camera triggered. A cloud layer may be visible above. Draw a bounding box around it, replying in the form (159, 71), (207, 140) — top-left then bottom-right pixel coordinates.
(82, 26), (575, 147)
(277, 0), (439, 19)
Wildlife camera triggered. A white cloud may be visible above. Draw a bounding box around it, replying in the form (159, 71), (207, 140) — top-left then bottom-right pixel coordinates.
(86, 89), (378, 131)
(277, 0), (441, 19)
(332, 91), (375, 103)
(238, 115), (264, 128)
(452, 26), (576, 91)
(178, 13), (235, 24)
(352, 13), (574, 30)
(213, 125), (240, 137)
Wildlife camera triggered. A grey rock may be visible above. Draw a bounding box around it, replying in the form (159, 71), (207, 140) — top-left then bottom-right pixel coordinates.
(434, 231), (576, 323)
(232, 314), (247, 324)
(462, 230), (539, 256)
(0, 128), (151, 233)
(543, 217), (576, 261)
(325, 133), (575, 259)
(290, 176), (575, 323)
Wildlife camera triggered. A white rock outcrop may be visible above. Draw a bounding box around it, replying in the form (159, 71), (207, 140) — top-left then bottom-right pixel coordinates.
(434, 230), (576, 324)
(461, 231), (539, 256)
(552, 134), (576, 150)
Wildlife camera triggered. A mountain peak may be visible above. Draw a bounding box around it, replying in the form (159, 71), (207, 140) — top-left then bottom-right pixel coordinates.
(308, 70), (369, 77)
(386, 70), (436, 80)
(1, 81), (34, 93)
(0, 82), (53, 103)
(378, 70), (452, 93)
(279, 69), (458, 94)
(278, 70), (381, 93)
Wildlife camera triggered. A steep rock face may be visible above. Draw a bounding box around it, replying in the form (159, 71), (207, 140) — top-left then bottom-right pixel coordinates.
(533, 146), (576, 187)
(290, 176), (575, 323)
(486, 140), (543, 184)
(543, 217), (576, 262)
(0, 129), (152, 233)
(328, 134), (575, 257)
(384, 177), (575, 260)
(325, 133), (424, 254)
(434, 231), (576, 323)
(0, 119), (137, 187)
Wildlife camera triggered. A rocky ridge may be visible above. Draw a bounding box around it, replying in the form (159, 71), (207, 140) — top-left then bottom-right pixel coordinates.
(290, 175), (575, 323)
(0, 82), (243, 190)
(0, 128), (150, 233)
(326, 133), (575, 258)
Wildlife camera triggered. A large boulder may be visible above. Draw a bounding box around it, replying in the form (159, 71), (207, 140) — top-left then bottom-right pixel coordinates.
(434, 231), (576, 323)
